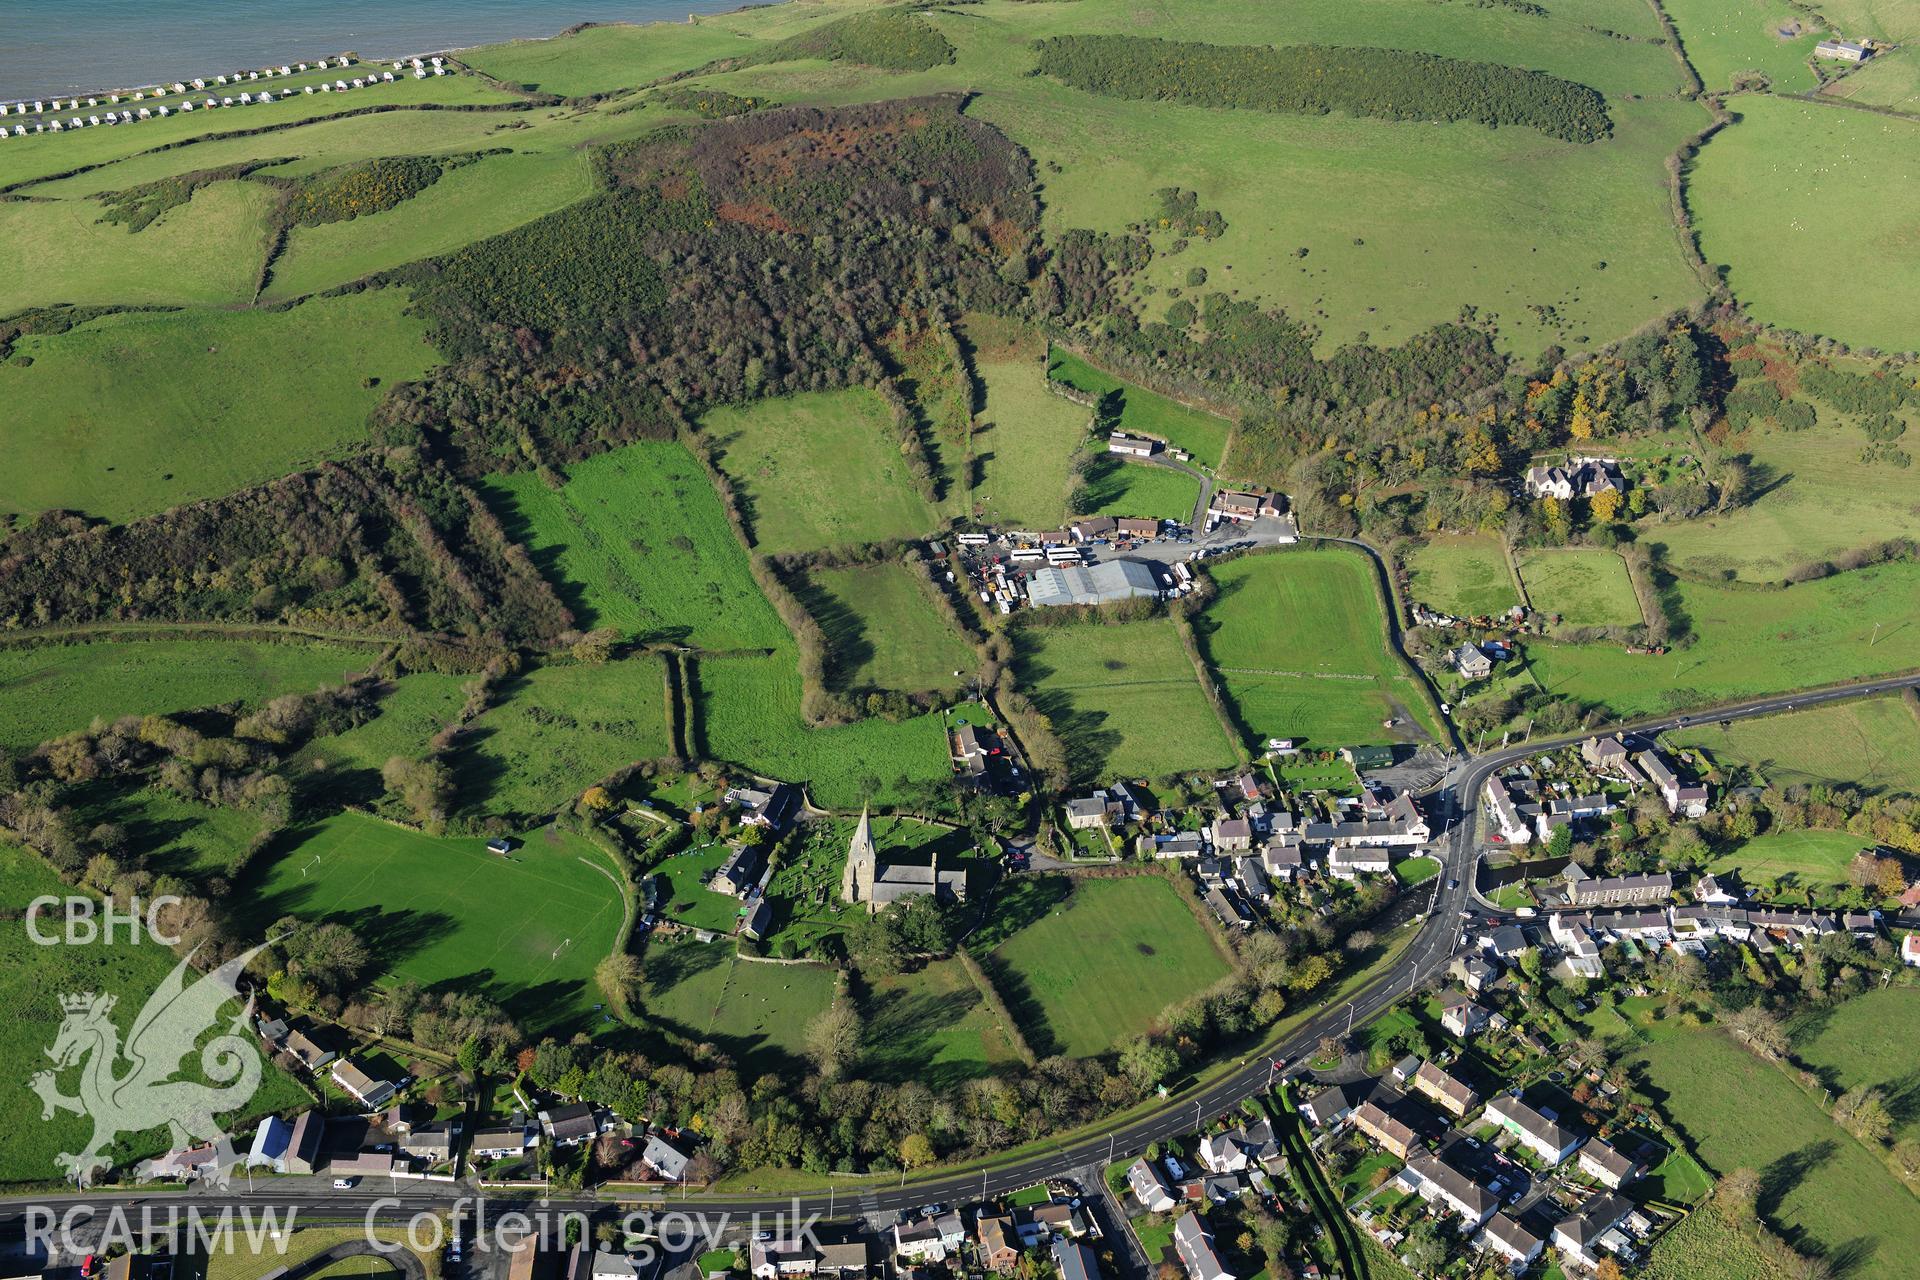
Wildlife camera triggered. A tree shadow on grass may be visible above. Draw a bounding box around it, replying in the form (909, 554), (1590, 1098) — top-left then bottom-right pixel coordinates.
(791, 571), (872, 692)
(967, 875), (1072, 953)
(1758, 1138), (1838, 1225)
(479, 480), (601, 631)
(860, 983), (995, 1091)
(978, 953), (1060, 1060)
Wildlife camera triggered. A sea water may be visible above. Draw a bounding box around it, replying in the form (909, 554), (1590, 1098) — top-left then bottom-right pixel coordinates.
(0, 0), (755, 100)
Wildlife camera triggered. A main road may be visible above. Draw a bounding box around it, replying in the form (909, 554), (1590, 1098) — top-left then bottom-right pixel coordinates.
(5, 673), (1918, 1237)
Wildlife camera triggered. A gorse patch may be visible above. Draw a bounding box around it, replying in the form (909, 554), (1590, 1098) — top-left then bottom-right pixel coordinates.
(287, 153), (490, 228)
(743, 10), (956, 72)
(1032, 35), (1613, 142)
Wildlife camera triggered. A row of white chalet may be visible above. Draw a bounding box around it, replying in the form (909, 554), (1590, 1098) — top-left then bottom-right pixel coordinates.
(1, 57), (449, 140)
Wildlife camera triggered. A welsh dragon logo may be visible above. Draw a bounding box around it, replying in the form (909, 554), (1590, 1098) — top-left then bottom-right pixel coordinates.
(30, 943), (267, 1186)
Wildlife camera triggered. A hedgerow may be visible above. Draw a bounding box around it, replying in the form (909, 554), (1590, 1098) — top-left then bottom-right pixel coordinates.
(1031, 35), (1612, 142)
(99, 160), (288, 232)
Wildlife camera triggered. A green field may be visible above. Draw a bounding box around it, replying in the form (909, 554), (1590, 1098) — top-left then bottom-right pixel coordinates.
(0, 841), (310, 1184)
(1790, 987), (1920, 1141)
(973, 333), (1089, 530)
(266, 147), (597, 299)
(1077, 457), (1203, 523)
(1014, 619), (1239, 783)
(298, 673), (470, 775)
(702, 389), (941, 555)
(860, 957), (1025, 1088)
(464, 22), (753, 95)
(806, 562), (975, 694)
(1671, 696), (1920, 795)
(1826, 45), (1920, 113)
(640, 938), (838, 1075)
(1656, 415), (1920, 582)
(482, 441), (789, 651)
(1662, 0), (1822, 91)
(1525, 559), (1920, 718)
(0, 180), (275, 313)
(1198, 547), (1443, 749)
(1689, 96), (1920, 353)
(453, 657), (673, 820)
(1705, 829), (1874, 899)
(1407, 535), (1520, 618)
(1634, 1028), (1920, 1279)
(984, 876), (1231, 1058)
(69, 782), (264, 881)
(690, 652), (957, 808)
(1047, 348), (1233, 470)
(0, 292), (439, 523)
(1643, 1204), (1793, 1280)
(0, 638), (378, 751)
(244, 811), (625, 1033)
(1516, 547), (1643, 627)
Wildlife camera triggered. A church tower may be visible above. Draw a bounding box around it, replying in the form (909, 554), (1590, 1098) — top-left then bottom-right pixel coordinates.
(842, 803), (878, 907)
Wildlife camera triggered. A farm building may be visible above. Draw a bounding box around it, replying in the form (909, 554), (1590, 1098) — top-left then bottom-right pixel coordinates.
(1026, 558), (1161, 607)
(1815, 39), (1869, 61)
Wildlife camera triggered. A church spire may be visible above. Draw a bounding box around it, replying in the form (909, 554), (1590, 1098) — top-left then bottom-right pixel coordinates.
(842, 802), (878, 907)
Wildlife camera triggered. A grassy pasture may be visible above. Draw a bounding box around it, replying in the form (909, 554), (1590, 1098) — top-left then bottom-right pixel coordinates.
(1790, 988), (1920, 1142)
(453, 657), (673, 820)
(244, 812), (624, 1034)
(464, 22), (754, 95)
(983, 876), (1231, 1058)
(860, 957), (1025, 1088)
(702, 389), (941, 554)
(1199, 548), (1443, 748)
(0, 841), (311, 1184)
(1515, 547), (1643, 626)
(1824, 46), (1920, 113)
(0, 180), (274, 313)
(1524, 559), (1920, 718)
(1047, 348), (1233, 470)
(1406, 535), (1519, 617)
(0, 292), (438, 523)
(805, 561), (975, 695)
(70, 783), (264, 882)
(972, 331), (1088, 529)
(1633, 1028), (1920, 1279)
(481, 441), (788, 651)
(1670, 696), (1920, 795)
(1661, 0), (1822, 91)
(1643, 1205), (1793, 1280)
(1703, 828), (1871, 897)
(1077, 457), (1202, 523)
(1014, 620), (1239, 783)
(690, 652), (957, 808)
(265, 147), (596, 298)
(1656, 416), (1920, 581)
(1689, 96), (1920, 353)
(0, 638), (377, 751)
(640, 938), (837, 1076)
(654, 841), (753, 934)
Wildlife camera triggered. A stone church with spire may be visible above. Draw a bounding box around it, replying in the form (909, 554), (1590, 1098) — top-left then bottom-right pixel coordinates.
(841, 805), (969, 913)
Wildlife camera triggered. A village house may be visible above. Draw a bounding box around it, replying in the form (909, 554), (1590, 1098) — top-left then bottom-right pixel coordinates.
(283, 1028), (337, 1072)
(1053, 1239), (1102, 1280)
(1486, 1095), (1583, 1165)
(471, 1122), (538, 1161)
(1107, 432), (1159, 458)
(1211, 815), (1254, 852)
(1561, 863), (1674, 908)
(1815, 38), (1869, 60)
(894, 1211), (965, 1263)
(1234, 856), (1272, 902)
(1301, 1081), (1370, 1129)
(975, 1214), (1020, 1272)
(1208, 489), (1284, 524)
(1411, 1060), (1480, 1119)
(1449, 643), (1493, 680)
(1070, 515), (1119, 543)
(1449, 951), (1500, 995)
(330, 1059), (398, 1109)
(541, 1102), (599, 1148)
(1351, 1101), (1419, 1159)
(1172, 1213), (1233, 1280)
(641, 1134), (690, 1181)
(1552, 1192), (1635, 1269)
(1128, 1156), (1178, 1212)
(1143, 831), (1207, 859)
(1260, 839), (1305, 882)
(1204, 884), (1256, 931)
(1578, 1137), (1647, 1190)
(1482, 776), (1532, 845)
(399, 1121), (458, 1165)
(246, 1111), (322, 1174)
(1402, 1154), (1498, 1233)
(1327, 846), (1391, 880)
(1478, 1213), (1544, 1270)
(1439, 990), (1490, 1039)
(593, 1253), (640, 1280)
(1524, 457), (1622, 501)
(1638, 750), (1709, 817)
(710, 843), (767, 898)
(724, 781), (798, 831)
(1549, 910), (1607, 978)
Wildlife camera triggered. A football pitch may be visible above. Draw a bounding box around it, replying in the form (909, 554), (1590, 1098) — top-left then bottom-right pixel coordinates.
(245, 812), (626, 1034)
